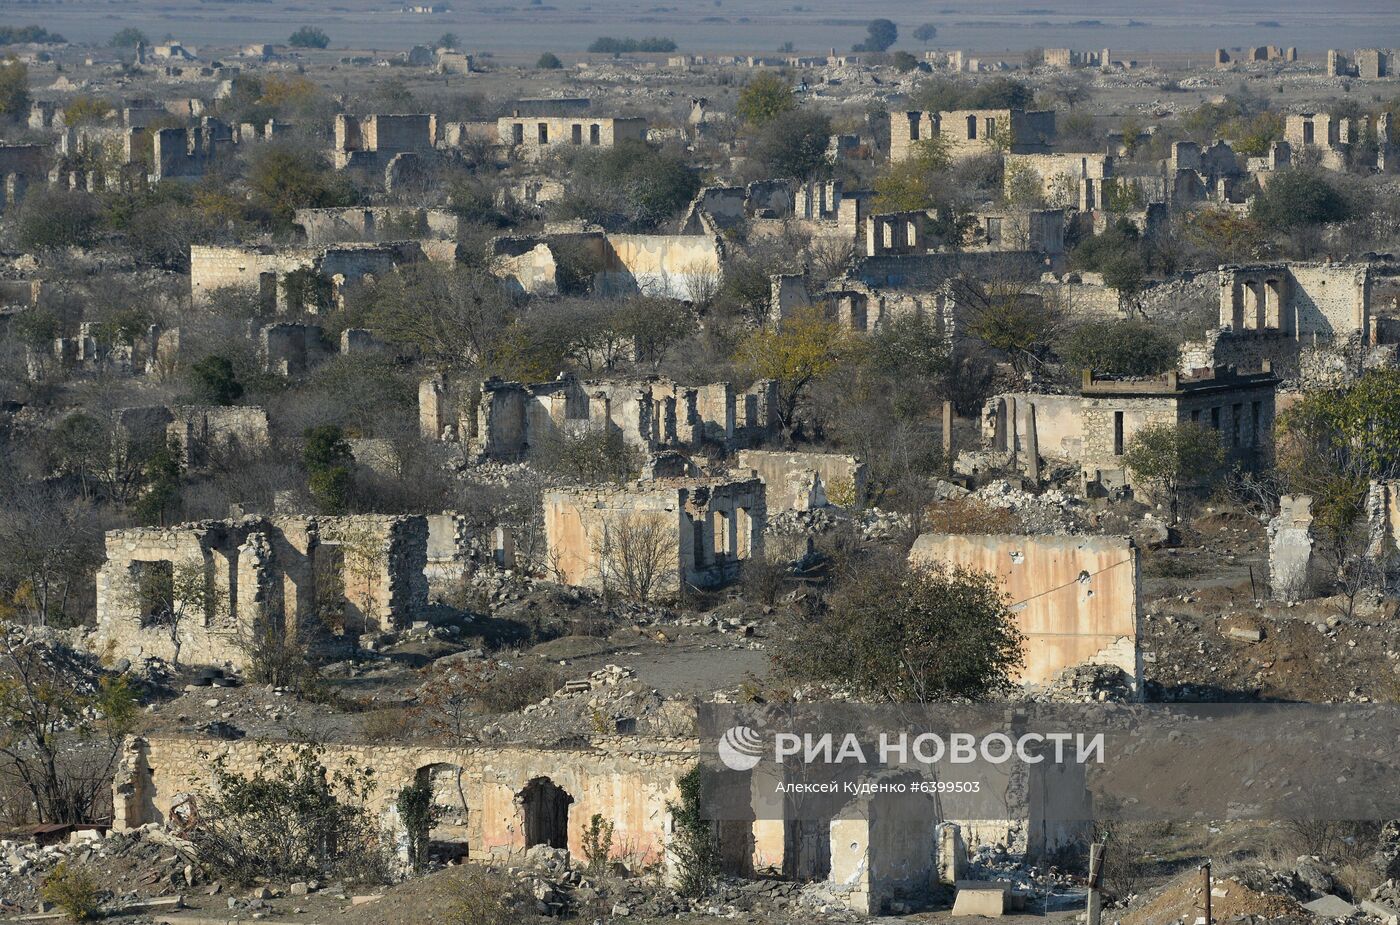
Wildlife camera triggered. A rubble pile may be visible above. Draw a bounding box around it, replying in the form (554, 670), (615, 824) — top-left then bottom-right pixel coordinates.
(0, 826), (195, 917)
(1028, 662), (1136, 703)
(476, 664), (670, 744)
(974, 480), (1088, 535)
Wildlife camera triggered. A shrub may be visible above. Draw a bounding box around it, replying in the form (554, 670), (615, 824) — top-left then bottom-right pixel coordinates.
(587, 36), (676, 54)
(189, 354), (244, 405)
(536, 52), (562, 69)
(109, 27), (148, 47)
(41, 862), (101, 921)
(667, 766), (719, 896)
(288, 26), (330, 48)
(397, 776), (440, 873)
(581, 813), (614, 874)
(1058, 319), (1179, 376)
(187, 743), (386, 884)
(15, 189), (102, 250)
(448, 865), (532, 925)
(475, 662), (561, 713)
(1251, 168), (1350, 230)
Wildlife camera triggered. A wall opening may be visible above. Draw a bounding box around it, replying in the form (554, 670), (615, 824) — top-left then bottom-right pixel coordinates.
(520, 777), (572, 849)
(416, 763), (472, 863)
(133, 560), (175, 626)
(1112, 411), (1124, 456)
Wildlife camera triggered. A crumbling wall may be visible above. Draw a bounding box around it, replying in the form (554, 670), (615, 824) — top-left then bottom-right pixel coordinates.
(909, 533), (1140, 688)
(294, 207), (460, 244)
(544, 477), (765, 593)
(166, 405), (270, 467)
(113, 734), (691, 865)
(1269, 495), (1323, 602)
(735, 449), (868, 510)
(93, 515), (428, 668)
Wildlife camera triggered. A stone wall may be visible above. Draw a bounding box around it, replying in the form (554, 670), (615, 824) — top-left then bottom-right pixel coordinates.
(909, 533), (1140, 689)
(544, 477), (765, 593)
(113, 733), (693, 866)
(294, 207), (460, 245)
(166, 405), (270, 467)
(496, 116), (646, 158)
(421, 374), (778, 459)
(93, 515), (429, 668)
(734, 449), (868, 510)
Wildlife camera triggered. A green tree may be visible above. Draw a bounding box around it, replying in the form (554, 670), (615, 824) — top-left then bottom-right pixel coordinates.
(1058, 319), (1179, 377)
(775, 556), (1024, 702)
(1122, 422), (1224, 524)
(736, 71), (796, 126)
(737, 305), (848, 435)
(891, 51), (920, 72)
(247, 143), (357, 228)
(537, 51), (562, 69)
(746, 109), (832, 180)
(913, 23), (938, 42)
(366, 262), (513, 362)
(667, 766), (719, 897)
(964, 282), (1062, 376)
(438, 32), (459, 48)
(1251, 168), (1350, 231)
(1277, 370), (1400, 601)
(554, 139), (699, 231)
(188, 354), (244, 405)
(109, 27), (148, 47)
(133, 441), (183, 526)
(873, 136), (953, 211)
(304, 424), (354, 514)
(288, 26), (330, 48)
(854, 18), (897, 52)
(0, 58), (28, 123)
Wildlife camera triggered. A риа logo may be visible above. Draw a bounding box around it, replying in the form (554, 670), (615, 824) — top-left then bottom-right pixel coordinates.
(717, 726), (765, 771)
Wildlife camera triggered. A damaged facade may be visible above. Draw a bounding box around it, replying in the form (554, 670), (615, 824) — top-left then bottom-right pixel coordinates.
(93, 515), (429, 668)
(420, 374), (779, 459)
(544, 476), (766, 593)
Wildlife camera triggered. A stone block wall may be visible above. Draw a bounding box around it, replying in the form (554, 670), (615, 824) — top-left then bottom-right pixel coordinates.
(735, 449), (869, 510)
(544, 477), (765, 594)
(93, 515), (429, 668)
(113, 734), (694, 866)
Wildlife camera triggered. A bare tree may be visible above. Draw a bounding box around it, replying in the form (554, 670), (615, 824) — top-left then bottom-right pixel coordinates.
(0, 632), (138, 824)
(118, 559), (225, 669)
(593, 513), (679, 604)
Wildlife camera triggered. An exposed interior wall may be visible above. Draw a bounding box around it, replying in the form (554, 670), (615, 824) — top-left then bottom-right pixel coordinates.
(544, 478), (765, 593)
(735, 449), (869, 510)
(93, 515), (429, 668)
(908, 533), (1140, 688)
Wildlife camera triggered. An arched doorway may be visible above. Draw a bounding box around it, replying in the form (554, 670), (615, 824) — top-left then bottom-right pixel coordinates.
(415, 763), (472, 862)
(519, 777), (573, 849)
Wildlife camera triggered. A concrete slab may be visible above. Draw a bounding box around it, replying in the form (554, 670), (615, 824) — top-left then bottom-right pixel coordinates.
(953, 883), (1008, 917)
(1303, 895), (1358, 917)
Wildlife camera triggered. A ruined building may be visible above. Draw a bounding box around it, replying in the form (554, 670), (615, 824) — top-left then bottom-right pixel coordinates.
(889, 109), (1056, 164)
(1181, 261), (1400, 390)
(332, 113), (438, 170)
(544, 475), (766, 593)
(496, 114), (646, 159)
(94, 515), (429, 668)
(910, 532), (1140, 690)
(980, 365), (1279, 492)
(489, 230), (724, 301)
(420, 373), (779, 460)
(1328, 48), (1397, 79)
